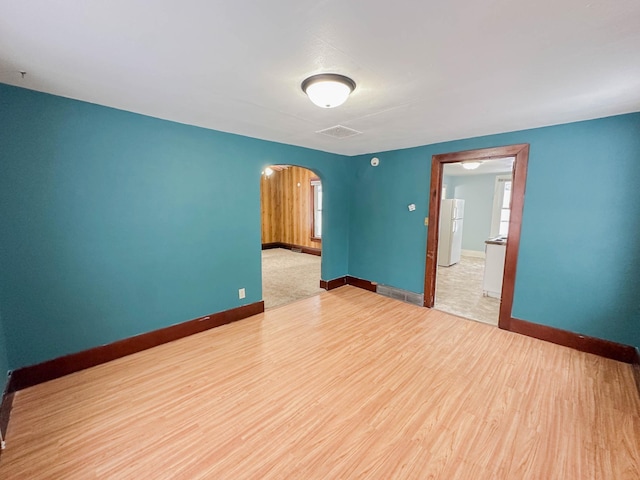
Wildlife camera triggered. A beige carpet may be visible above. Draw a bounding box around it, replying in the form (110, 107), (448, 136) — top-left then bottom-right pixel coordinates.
(262, 248), (324, 309)
(435, 255), (500, 325)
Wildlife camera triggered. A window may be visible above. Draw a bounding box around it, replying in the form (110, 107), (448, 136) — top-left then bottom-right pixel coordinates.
(311, 178), (322, 240)
(490, 175), (512, 237)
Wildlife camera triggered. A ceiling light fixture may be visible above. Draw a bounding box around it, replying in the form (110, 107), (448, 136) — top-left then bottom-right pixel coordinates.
(262, 167), (274, 176)
(301, 73), (356, 108)
(462, 161), (482, 170)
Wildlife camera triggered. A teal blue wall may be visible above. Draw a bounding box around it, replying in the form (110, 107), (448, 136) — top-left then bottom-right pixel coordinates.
(349, 113), (640, 349)
(448, 173), (508, 252)
(1, 82), (639, 371)
(0, 84), (351, 369)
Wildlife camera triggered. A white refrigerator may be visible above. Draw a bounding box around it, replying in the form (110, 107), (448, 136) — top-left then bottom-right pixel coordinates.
(438, 199), (465, 267)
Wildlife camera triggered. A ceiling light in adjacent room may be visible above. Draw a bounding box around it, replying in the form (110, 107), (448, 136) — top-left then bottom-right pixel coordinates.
(462, 161), (482, 170)
(301, 74), (356, 108)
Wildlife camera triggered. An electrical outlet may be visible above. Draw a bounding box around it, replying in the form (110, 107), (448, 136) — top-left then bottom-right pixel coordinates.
(238, 288), (246, 299)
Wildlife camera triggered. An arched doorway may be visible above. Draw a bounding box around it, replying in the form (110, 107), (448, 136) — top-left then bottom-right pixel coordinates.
(260, 165), (324, 309)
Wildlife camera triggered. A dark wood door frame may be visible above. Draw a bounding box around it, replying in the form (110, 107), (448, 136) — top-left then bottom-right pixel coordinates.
(423, 144), (530, 330)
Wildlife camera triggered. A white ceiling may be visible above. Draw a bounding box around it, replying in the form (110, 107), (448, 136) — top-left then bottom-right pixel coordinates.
(1, 1), (639, 156)
(444, 157), (513, 177)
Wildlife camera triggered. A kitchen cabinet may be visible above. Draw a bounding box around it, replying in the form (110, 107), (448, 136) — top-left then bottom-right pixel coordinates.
(483, 238), (506, 299)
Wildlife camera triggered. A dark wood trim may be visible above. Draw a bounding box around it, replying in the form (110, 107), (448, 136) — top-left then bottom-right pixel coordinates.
(320, 276), (347, 290)
(9, 301), (265, 392)
(261, 242), (321, 257)
(310, 177), (322, 242)
(431, 145), (529, 163)
(424, 156), (443, 308)
(346, 276), (377, 292)
(319, 276), (377, 292)
(498, 145), (529, 330)
(1, 371), (15, 451)
(508, 317), (638, 364)
(423, 144), (530, 333)
(633, 349), (640, 398)
(280, 242), (321, 256)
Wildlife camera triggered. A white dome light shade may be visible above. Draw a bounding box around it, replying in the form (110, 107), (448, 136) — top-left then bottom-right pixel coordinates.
(302, 74), (356, 108)
(462, 161), (481, 170)
(305, 81), (350, 108)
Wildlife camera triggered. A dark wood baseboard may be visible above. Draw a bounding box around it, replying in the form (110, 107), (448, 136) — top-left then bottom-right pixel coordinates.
(262, 242), (321, 256)
(507, 317), (638, 364)
(1, 371), (15, 453)
(9, 301), (264, 393)
(320, 276), (347, 290)
(320, 275), (377, 292)
(633, 349), (640, 398)
(346, 276), (377, 292)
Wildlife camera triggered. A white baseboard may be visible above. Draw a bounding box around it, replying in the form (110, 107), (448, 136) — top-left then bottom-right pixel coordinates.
(462, 249), (485, 259)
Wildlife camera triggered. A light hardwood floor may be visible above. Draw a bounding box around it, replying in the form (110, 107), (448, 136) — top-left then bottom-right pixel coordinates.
(1, 286), (639, 479)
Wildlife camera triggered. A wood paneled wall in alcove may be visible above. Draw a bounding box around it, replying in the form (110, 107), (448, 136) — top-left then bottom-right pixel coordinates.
(260, 166), (321, 250)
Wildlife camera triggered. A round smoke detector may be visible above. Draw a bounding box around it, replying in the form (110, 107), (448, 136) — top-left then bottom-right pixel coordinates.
(370, 157), (380, 167)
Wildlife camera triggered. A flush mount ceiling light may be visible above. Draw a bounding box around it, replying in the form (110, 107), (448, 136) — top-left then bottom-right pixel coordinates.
(462, 161), (482, 170)
(301, 73), (356, 108)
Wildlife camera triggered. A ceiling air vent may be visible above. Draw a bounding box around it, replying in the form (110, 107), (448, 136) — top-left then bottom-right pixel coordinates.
(316, 125), (362, 139)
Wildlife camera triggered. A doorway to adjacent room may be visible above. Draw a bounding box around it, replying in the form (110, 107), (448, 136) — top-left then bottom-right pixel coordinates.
(434, 158), (514, 325)
(424, 144), (529, 330)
